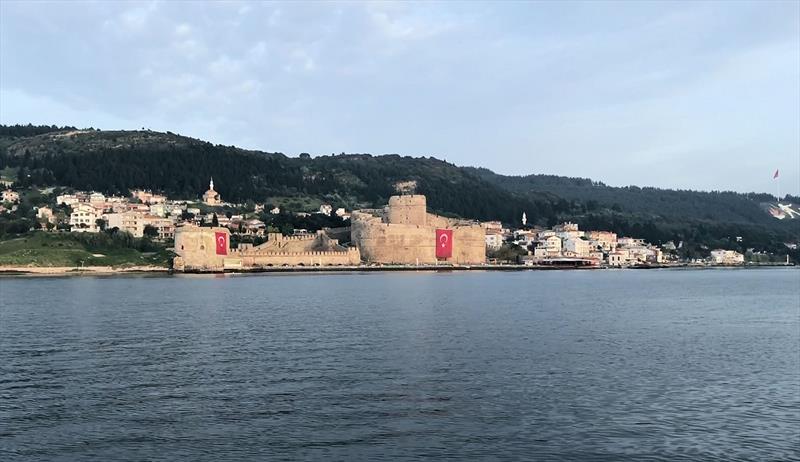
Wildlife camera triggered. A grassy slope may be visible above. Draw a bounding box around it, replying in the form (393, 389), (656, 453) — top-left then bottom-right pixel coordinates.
(0, 232), (172, 267)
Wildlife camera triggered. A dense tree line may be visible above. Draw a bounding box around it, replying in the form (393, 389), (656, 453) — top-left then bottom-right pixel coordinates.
(0, 129), (575, 224)
(468, 167), (797, 227)
(0, 124), (78, 137)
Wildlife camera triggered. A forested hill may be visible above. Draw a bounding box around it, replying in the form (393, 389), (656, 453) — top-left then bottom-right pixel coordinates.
(466, 167), (798, 227)
(0, 125), (797, 256)
(0, 126), (567, 224)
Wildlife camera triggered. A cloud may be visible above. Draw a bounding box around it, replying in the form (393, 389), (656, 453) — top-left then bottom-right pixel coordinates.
(0, 1), (797, 194)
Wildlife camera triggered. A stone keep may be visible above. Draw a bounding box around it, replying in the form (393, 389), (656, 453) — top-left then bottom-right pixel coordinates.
(351, 194), (485, 265)
(173, 224), (230, 271)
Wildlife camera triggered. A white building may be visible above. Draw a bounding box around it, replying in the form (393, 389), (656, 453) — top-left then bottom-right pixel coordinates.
(563, 237), (592, 257)
(618, 237), (646, 248)
(89, 192), (106, 204)
(105, 212), (175, 239)
(485, 231), (504, 250)
(56, 193), (83, 206)
(318, 204), (333, 215)
(70, 203), (102, 232)
(608, 250), (629, 266)
(554, 222), (583, 240)
(710, 249), (744, 265)
(537, 235), (562, 255)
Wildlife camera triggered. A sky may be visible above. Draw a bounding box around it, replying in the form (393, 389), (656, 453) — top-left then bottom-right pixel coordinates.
(1, 1), (798, 195)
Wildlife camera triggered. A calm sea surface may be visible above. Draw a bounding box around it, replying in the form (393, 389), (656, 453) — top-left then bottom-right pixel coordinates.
(1, 269), (798, 461)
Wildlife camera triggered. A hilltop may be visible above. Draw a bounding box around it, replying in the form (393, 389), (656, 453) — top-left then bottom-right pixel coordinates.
(0, 124), (797, 259)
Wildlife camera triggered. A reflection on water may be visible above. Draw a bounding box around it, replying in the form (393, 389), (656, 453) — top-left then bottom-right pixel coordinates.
(1, 269), (799, 460)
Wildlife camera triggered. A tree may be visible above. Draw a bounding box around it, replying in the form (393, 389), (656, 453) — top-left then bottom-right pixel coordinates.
(143, 224), (159, 239)
(212, 213), (219, 227)
(95, 218), (107, 232)
(488, 243), (528, 263)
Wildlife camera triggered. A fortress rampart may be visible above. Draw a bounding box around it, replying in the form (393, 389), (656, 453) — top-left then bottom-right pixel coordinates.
(351, 195), (485, 265)
(174, 194), (486, 271)
(174, 226), (360, 272)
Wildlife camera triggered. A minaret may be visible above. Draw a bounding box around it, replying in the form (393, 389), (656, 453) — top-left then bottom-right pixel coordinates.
(522, 212), (527, 226)
(209, 177), (214, 191)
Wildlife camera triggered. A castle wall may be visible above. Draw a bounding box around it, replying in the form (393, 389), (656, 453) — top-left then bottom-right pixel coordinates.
(238, 248), (361, 268)
(174, 226), (360, 271)
(351, 202), (485, 265)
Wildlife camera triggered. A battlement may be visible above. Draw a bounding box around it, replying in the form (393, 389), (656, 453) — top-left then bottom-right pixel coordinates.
(266, 232), (317, 242)
(235, 248), (359, 257)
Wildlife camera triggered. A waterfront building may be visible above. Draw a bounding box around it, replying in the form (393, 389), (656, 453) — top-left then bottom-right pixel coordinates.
(538, 235), (562, 255)
(586, 230), (618, 251)
(564, 237), (592, 257)
(710, 249), (745, 265)
(609, 250), (628, 266)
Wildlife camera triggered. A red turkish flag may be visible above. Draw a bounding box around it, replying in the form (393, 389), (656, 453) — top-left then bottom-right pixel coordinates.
(436, 229), (453, 259)
(214, 232), (228, 255)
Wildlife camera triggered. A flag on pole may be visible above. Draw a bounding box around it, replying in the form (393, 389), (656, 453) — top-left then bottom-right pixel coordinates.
(774, 169), (780, 179)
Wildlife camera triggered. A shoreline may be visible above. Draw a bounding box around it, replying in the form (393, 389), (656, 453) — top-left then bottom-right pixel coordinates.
(0, 262), (793, 276)
(0, 265), (171, 276)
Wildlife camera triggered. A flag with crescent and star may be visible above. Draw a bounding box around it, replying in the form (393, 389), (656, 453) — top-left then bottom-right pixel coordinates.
(436, 229), (453, 258)
(215, 231), (228, 255)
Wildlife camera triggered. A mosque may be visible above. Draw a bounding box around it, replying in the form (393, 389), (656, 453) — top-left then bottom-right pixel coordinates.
(202, 178), (221, 206)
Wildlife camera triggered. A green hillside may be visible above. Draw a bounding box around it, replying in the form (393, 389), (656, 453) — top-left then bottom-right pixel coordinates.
(0, 126), (568, 224)
(0, 232), (172, 267)
(0, 124), (797, 260)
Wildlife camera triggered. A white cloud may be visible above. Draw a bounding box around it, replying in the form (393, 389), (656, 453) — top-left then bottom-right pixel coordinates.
(119, 1), (159, 31)
(174, 23), (191, 36)
(0, 1), (797, 194)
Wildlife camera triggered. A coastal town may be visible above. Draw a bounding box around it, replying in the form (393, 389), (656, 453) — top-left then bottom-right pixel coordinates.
(0, 177), (771, 273)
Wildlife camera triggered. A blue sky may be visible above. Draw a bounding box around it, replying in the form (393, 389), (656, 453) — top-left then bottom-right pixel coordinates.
(1, 1), (798, 195)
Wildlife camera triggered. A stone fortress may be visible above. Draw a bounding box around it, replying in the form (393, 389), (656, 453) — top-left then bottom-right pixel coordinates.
(173, 193), (486, 272)
(350, 194), (485, 265)
(174, 226), (360, 272)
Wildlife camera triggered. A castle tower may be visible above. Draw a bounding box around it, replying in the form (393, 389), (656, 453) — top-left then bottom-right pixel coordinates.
(387, 195), (427, 226)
